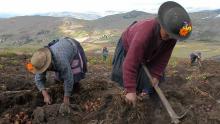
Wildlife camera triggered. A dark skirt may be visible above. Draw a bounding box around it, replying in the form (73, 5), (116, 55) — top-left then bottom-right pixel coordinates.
(111, 38), (164, 94)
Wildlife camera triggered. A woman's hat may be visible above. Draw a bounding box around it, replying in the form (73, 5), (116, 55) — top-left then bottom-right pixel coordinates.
(30, 48), (51, 74)
(158, 1), (192, 40)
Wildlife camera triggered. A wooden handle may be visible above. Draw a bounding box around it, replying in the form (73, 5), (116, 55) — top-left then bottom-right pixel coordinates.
(142, 65), (180, 124)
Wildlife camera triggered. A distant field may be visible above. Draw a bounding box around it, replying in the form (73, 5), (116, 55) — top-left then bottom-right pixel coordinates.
(0, 40), (219, 59)
(0, 42), (43, 56)
(172, 41), (220, 59)
(84, 40), (220, 59)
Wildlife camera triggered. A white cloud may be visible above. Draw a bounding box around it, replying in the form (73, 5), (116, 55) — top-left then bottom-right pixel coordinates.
(0, 0), (219, 15)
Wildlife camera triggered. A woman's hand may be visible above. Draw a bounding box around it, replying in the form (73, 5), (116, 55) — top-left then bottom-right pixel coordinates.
(42, 90), (52, 105)
(125, 92), (137, 107)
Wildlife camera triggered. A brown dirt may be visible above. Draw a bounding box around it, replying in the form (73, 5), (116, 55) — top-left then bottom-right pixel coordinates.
(0, 55), (220, 124)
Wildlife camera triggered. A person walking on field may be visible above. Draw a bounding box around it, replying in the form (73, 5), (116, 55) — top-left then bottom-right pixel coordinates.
(111, 1), (192, 106)
(102, 46), (109, 61)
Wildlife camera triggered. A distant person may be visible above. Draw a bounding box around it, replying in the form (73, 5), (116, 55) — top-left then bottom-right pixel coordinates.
(26, 37), (87, 113)
(190, 52), (202, 66)
(111, 1), (192, 106)
(102, 46), (109, 61)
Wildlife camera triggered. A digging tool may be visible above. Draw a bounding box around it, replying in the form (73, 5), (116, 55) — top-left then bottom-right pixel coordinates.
(142, 65), (190, 124)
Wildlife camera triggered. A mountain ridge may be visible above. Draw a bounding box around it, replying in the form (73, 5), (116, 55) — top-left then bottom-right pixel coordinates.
(0, 10), (219, 46)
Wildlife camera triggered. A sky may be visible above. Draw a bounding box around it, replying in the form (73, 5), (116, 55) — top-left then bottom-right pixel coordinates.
(0, 0), (220, 16)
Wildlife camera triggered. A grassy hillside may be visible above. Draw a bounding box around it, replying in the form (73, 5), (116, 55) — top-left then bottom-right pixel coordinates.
(0, 40), (219, 60)
(189, 11), (220, 42)
(173, 41), (220, 58)
(61, 10), (220, 44)
(87, 11), (155, 31)
(0, 10), (219, 59)
(0, 16), (64, 45)
(0, 10), (220, 47)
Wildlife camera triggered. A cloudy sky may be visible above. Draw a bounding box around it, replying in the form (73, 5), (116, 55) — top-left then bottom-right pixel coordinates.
(0, 0), (220, 15)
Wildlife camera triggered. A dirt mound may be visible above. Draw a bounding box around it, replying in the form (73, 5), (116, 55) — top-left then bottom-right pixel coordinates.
(0, 55), (220, 124)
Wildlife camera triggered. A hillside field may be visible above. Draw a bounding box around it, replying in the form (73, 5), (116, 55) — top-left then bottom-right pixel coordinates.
(0, 53), (220, 124)
(0, 40), (219, 60)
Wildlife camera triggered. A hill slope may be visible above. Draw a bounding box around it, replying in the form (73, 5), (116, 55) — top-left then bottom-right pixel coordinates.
(0, 10), (220, 46)
(0, 16), (63, 45)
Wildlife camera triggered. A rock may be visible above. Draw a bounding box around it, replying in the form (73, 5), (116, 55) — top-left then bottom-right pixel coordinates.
(32, 107), (45, 124)
(47, 117), (73, 124)
(208, 106), (220, 123)
(59, 103), (71, 116)
(32, 104), (77, 124)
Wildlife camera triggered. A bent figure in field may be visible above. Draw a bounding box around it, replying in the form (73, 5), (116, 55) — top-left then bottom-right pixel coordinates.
(111, 1), (192, 106)
(102, 46), (109, 61)
(190, 52), (202, 66)
(27, 37), (87, 110)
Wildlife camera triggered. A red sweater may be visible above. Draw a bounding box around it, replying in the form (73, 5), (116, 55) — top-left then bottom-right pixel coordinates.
(122, 19), (177, 93)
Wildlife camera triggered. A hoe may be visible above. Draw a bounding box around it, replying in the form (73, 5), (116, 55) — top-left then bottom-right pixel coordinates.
(143, 65), (191, 124)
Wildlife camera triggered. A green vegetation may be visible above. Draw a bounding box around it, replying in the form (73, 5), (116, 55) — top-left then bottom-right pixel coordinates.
(88, 55), (113, 66)
(88, 56), (103, 65)
(10, 60), (19, 65)
(83, 43), (102, 52)
(172, 41), (220, 58)
(186, 75), (193, 81)
(0, 46), (39, 55)
(0, 51), (17, 57)
(71, 30), (89, 38)
(0, 64), (4, 70)
(84, 40), (220, 60)
(0, 39), (219, 62)
(106, 55), (113, 66)
(197, 73), (211, 80)
(168, 58), (178, 68)
(0, 41), (44, 55)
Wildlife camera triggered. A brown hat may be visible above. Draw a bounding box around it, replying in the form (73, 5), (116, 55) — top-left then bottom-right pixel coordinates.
(30, 48), (51, 74)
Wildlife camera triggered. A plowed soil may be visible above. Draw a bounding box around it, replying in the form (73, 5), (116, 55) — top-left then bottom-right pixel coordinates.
(0, 55), (220, 124)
